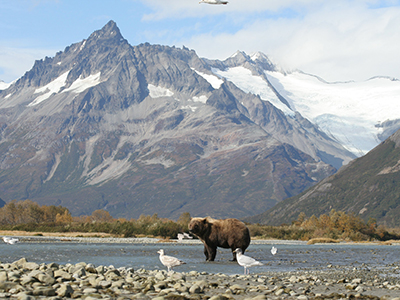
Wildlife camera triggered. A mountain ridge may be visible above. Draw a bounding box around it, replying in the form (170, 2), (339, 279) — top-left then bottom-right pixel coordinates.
(246, 127), (400, 227)
(0, 20), (398, 221)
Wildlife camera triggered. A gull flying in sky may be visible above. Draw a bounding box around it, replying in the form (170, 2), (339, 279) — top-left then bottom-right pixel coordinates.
(199, 0), (228, 4)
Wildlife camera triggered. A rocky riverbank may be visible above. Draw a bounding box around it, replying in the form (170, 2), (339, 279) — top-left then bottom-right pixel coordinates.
(1, 258), (400, 300)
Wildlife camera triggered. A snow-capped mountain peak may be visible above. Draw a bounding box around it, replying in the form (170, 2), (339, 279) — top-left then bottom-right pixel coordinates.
(211, 51), (400, 157)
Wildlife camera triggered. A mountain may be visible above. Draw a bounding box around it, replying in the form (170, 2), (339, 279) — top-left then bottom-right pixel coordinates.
(0, 21), (398, 220)
(0, 21), (345, 219)
(247, 128), (400, 227)
(212, 58), (400, 158)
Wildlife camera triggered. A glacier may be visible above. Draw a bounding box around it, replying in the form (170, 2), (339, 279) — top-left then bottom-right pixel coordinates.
(212, 65), (400, 157)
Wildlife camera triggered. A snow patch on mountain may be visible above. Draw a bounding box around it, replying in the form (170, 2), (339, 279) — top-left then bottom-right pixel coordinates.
(0, 81), (11, 90)
(265, 71), (400, 156)
(181, 105), (197, 112)
(192, 95), (208, 103)
(148, 84), (174, 98)
(29, 71), (70, 106)
(212, 66), (295, 116)
(193, 69), (223, 89)
(63, 72), (102, 94)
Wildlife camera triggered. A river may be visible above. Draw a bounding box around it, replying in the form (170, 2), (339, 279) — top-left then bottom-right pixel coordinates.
(1, 237), (399, 275)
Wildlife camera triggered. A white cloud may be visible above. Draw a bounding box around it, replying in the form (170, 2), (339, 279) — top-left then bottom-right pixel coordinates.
(1, 0), (400, 83)
(180, 2), (400, 81)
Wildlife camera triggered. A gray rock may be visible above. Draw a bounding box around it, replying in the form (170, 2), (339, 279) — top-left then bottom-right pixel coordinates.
(56, 283), (74, 297)
(32, 286), (56, 296)
(37, 273), (56, 285)
(85, 263), (97, 273)
(0, 271), (8, 282)
(16, 292), (35, 300)
(47, 262), (59, 270)
(189, 284), (201, 294)
(0, 281), (18, 291)
(20, 275), (37, 285)
(24, 262), (39, 270)
(83, 287), (98, 294)
(12, 258), (27, 268)
(209, 295), (230, 300)
(98, 280), (112, 289)
(72, 267), (86, 278)
(96, 265), (105, 274)
(54, 269), (72, 281)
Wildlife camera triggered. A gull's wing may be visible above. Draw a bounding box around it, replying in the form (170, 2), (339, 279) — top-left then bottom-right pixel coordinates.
(238, 254), (263, 267)
(161, 255), (185, 267)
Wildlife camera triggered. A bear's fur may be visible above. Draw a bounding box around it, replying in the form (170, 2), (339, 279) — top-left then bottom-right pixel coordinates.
(188, 216), (251, 261)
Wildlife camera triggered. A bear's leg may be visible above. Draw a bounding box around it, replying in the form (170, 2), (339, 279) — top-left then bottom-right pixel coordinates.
(230, 247), (239, 261)
(203, 245), (210, 260)
(231, 250), (237, 261)
(208, 246), (217, 261)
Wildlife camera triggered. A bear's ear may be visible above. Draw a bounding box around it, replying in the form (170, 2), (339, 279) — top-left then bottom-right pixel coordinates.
(202, 218), (208, 223)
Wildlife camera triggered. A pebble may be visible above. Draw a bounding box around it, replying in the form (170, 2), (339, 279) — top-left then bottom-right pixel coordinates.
(0, 257), (400, 299)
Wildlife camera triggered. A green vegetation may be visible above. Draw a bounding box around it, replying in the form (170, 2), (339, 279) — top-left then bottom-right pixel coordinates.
(0, 200), (399, 241)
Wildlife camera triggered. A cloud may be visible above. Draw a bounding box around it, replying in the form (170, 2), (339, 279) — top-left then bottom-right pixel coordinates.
(177, 1), (400, 81)
(139, 0), (323, 19)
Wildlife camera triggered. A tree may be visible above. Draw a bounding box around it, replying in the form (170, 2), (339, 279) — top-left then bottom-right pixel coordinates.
(91, 209), (114, 222)
(56, 210), (73, 224)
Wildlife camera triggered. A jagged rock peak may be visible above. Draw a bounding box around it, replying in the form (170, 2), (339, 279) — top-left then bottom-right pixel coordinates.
(87, 20), (126, 44)
(250, 51), (275, 69)
(223, 50), (276, 72)
(227, 50), (251, 64)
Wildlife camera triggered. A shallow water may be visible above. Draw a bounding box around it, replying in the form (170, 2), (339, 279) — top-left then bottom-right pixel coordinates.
(1, 241), (399, 275)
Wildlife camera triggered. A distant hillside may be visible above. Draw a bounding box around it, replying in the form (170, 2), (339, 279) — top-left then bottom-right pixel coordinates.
(246, 129), (400, 227)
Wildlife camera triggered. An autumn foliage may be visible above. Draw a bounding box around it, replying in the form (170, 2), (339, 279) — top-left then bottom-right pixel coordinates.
(0, 201), (398, 241)
(0, 200), (190, 238)
(247, 209), (399, 241)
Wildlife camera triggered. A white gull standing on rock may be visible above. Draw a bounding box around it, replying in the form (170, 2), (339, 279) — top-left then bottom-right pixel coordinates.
(271, 246), (277, 255)
(234, 248), (263, 274)
(157, 249), (186, 272)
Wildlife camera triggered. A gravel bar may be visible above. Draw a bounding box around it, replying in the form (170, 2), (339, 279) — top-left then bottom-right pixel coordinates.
(1, 257), (400, 300)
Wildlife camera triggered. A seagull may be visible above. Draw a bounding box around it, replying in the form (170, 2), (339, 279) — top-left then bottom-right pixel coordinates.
(2, 237), (19, 244)
(234, 248), (263, 274)
(271, 246), (277, 255)
(157, 249), (186, 272)
(199, 0), (228, 4)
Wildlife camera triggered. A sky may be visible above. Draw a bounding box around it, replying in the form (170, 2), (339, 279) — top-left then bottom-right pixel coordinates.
(1, 0), (400, 83)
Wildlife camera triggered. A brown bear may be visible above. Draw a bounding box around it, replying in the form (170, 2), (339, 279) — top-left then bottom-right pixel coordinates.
(188, 216), (251, 261)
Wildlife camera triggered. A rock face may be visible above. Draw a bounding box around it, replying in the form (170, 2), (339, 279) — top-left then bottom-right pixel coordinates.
(0, 21), (348, 219)
(248, 128), (400, 227)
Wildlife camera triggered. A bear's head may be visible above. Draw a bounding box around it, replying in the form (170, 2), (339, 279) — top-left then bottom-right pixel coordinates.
(188, 217), (209, 237)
